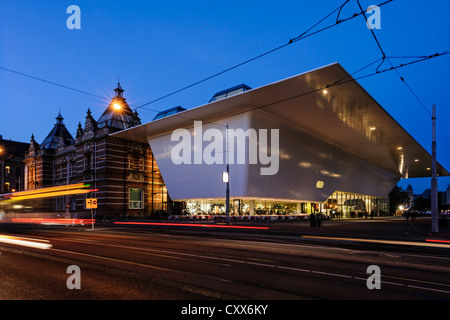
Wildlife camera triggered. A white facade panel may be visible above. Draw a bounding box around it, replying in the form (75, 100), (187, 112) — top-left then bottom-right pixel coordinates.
(149, 109), (401, 202)
(149, 113), (251, 201)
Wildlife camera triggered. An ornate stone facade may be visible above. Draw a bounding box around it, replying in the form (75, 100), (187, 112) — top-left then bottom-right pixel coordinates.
(24, 84), (174, 218)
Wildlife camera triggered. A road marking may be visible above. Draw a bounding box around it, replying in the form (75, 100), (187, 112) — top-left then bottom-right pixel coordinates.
(382, 274), (450, 288)
(311, 271), (352, 279)
(51, 248), (233, 284)
(276, 266), (310, 273)
(51, 248), (171, 272)
(407, 285), (450, 295)
(245, 261), (275, 267)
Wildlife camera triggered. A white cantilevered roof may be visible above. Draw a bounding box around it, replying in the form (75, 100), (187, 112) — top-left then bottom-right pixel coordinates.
(112, 62), (448, 179)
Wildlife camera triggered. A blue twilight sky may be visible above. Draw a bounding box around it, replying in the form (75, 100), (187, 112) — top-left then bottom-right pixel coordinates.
(0, 0), (449, 194)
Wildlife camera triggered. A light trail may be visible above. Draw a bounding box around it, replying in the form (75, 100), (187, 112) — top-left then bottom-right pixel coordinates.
(10, 218), (95, 226)
(301, 235), (450, 249)
(0, 234), (52, 250)
(113, 221), (269, 230)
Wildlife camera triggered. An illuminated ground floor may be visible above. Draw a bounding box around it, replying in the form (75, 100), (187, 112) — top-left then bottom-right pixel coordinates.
(179, 191), (389, 219)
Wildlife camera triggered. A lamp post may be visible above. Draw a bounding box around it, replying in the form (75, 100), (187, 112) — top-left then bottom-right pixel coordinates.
(224, 124), (230, 224)
(223, 170), (230, 224)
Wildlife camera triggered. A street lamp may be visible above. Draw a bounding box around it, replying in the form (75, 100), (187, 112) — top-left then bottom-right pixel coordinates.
(224, 124), (230, 224)
(222, 172), (229, 183)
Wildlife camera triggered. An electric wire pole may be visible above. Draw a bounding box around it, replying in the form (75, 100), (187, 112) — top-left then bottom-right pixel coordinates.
(225, 123), (230, 225)
(431, 104), (438, 234)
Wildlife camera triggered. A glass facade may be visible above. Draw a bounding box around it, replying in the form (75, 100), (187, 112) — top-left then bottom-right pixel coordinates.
(182, 191), (388, 218)
(324, 191), (389, 218)
(147, 153), (168, 212)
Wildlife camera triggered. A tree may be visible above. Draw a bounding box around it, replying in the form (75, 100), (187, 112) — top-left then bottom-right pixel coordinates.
(413, 196), (431, 212)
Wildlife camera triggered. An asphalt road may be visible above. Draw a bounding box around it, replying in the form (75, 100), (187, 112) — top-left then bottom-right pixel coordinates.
(0, 218), (449, 306)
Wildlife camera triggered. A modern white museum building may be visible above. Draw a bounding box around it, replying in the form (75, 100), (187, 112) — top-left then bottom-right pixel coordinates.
(113, 63), (448, 218)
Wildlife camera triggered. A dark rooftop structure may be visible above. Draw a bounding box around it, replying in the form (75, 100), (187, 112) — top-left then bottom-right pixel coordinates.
(97, 82), (141, 131)
(40, 113), (75, 150)
(153, 106), (186, 121)
(0, 136), (29, 158)
(209, 84), (252, 103)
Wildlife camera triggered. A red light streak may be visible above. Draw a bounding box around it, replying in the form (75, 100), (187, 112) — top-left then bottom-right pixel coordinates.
(425, 239), (450, 244)
(113, 221), (269, 230)
(11, 218), (95, 225)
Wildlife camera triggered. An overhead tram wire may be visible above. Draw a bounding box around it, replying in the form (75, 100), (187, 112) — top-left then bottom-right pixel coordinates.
(130, 0), (376, 127)
(246, 51), (449, 118)
(0, 0), (358, 119)
(355, 0), (432, 116)
(0, 66), (109, 102)
(0, 0), (393, 118)
(134, 0), (394, 112)
(145, 50), (448, 133)
(159, 51), (448, 135)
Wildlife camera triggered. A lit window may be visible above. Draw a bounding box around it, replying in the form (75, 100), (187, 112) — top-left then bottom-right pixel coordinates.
(129, 188), (143, 209)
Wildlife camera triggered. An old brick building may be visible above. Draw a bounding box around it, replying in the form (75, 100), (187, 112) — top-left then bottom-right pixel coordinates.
(0, 136), (29, 194)
(24, 83), (174, 219)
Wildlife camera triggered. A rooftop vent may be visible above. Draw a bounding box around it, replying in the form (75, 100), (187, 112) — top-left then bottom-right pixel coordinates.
(153, 106), (186, 121)
(209, 84), (251, 103)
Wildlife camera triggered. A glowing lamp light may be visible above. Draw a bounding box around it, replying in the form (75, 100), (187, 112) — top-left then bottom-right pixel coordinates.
(113, 103), (122, 110)
(222, 172), (229, 183)
(316, 180), (324, 189)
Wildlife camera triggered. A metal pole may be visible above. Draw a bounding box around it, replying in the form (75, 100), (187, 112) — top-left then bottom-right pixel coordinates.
(225, 123), (230, 225)
(91, 208), (94, 230)
(431, 104), (438, 234)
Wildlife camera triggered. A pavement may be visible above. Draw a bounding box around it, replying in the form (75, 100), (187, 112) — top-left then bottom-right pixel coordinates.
(260, 216), (450, 240)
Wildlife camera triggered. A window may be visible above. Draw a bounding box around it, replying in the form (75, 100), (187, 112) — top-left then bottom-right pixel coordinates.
(68, 162), (73, 177)
(129, 188), (143, 209)
(128, 154), (144, 171)
(84, 153), (92, 170)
